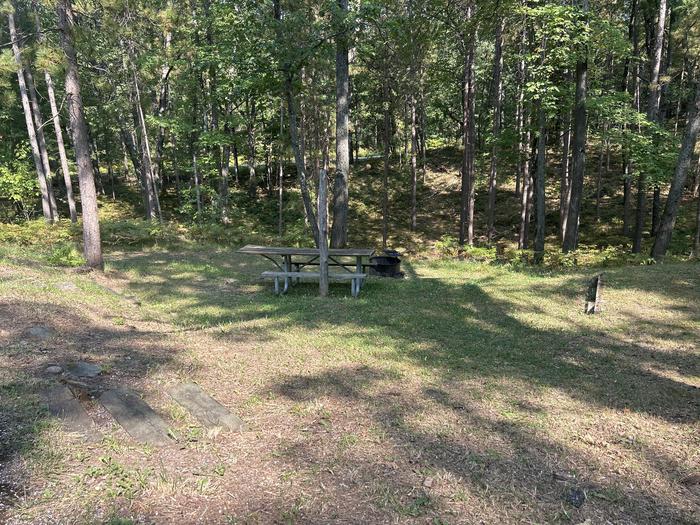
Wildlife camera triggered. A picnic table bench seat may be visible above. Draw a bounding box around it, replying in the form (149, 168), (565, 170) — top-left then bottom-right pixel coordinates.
(261, 270), (367, 297)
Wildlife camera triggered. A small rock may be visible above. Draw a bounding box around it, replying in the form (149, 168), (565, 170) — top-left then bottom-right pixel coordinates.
(57, 281), (78, 292)
(423, 477), (434, 488)
(564, 487), (586, 508)
(66, 361), (102, 378)
(46, 365), (63, 374)
(27, 325), (53, 340)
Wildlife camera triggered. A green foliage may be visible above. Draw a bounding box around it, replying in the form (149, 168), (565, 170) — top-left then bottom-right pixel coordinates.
(45, 242), (85, 267)
(0, 147), (39, 219)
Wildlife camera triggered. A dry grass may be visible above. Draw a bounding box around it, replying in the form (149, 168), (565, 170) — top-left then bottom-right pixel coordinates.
(0, 248), (698, 524)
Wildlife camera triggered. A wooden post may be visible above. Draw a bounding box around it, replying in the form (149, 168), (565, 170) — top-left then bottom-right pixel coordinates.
(585, 273), (603, 314)
(318, 169), (329, 296)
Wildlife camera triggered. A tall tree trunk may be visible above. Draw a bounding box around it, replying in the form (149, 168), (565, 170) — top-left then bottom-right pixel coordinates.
(330, 0), (350, 248)
(35, 7), (77, 221)
(563, 0), (589, 252)
(25, 65), (58, 219)
(518, 109), (532, 249)
(133, 71), (161, 221)
(651, 80), (700, 258)
(633, 0), (667, 253)
(459, 7), (476, 246)
(487, 17), (504, 244)
(8, 9), (54, 223)
(246, 97), (258, 199)
(57, 0), (103, 269)
(560, 108), (572, 240)
(318, 169), (329, 296)
(382, 71), (391, 250)
(595, 122), (608, 221)
(45, 71), (78, 222)
(409, 93), (418, 231)
(534, 100), (546, 263)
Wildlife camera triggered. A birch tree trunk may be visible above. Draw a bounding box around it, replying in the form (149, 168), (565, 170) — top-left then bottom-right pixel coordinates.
(8, 9), (55, 223)
(57, 0), (103, 269)
(25, 65), (58, 219)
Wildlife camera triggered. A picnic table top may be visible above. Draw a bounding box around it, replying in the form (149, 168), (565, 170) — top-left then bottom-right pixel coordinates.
(238, 244), (374, 257)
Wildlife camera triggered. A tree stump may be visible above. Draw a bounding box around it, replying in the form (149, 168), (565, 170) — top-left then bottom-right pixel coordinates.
(585, 274), (603, 314)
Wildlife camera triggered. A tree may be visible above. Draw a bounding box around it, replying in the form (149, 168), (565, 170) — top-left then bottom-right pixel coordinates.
(651, 78), (700, 259)
(57, 0), (103, 269)
(331, 0), (350, 248)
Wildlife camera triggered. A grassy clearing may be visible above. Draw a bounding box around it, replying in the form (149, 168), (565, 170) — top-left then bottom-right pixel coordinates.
(0, 242), (698, 524)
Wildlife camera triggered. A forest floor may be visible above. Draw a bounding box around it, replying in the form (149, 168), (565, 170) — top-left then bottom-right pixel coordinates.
(1, 244), (698, 524)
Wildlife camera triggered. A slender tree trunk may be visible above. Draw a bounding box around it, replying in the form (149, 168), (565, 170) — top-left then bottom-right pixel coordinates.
(515, 28), (526, 199)
(34, 9), (77, 221)
(623, 157), (632, 236)
(534, 100), (546, 263)
(651, 80), (700, 258)
(563, 1), (588, 252)
(57, 0), (103, 269)
(382, 72), (391, 250)
(409, 93), (418, 231)
(246, 97), (258, 199)
(318, 169), (329, 296)
(487, 17), (504, 244)
(595, 122), (608, 221)
(330, 0), (350, 248)
(134, 72), (161, 221)
(45, 72), (77, 222)
(634, 0), (667, 253)
(518, 106), (532, 249)
(560, 109), (572, 240)
(459, 9), (476, 246)
(651, 186), (661, 235)
(25, 65), (58, 220)
(8, 10), (54, 223)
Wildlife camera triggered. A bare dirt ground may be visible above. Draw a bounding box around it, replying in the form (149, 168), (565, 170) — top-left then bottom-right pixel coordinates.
(1, 253), (699, 524)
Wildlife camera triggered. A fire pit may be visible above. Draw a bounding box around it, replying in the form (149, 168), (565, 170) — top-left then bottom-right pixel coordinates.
(369, 250), (403, 278)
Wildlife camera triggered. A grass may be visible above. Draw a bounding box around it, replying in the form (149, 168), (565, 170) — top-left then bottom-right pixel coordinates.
(0, 240), (698, 523)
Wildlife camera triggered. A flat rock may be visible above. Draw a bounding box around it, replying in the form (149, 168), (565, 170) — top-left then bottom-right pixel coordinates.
(168, 383), (245, 432)
(27, 325), (53, 340)
(46, 365), (63, 374)
(57, 281), (79, 292)
(66, 361), (102, 378)
(45, 385), (101, 442)
(100, 389), (173, 447)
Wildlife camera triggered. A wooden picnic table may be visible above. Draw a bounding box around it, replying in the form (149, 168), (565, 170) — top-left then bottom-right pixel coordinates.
(238, 245), (374, 296)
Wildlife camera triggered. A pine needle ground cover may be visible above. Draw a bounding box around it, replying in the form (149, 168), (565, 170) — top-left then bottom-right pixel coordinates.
(1, 246), (698, 524)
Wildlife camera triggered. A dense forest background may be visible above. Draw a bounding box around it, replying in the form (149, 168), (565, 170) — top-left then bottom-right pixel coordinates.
(1, 0), (699, 267)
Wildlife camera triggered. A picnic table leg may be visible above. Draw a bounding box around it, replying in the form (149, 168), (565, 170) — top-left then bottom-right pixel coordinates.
(283, 255), (291, 292)
(274, 276), (280, 295)
(356, 256), (363, 290)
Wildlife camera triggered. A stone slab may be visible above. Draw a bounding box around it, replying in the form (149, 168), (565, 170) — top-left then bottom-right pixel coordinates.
(46, 385), (101, 442)
(66, 361), (102, 378)
(100, 389), (173, 446)
(168, 383), (245, 432)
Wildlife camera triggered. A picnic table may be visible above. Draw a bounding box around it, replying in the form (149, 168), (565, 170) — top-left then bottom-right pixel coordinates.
(238, 245), (374, 297)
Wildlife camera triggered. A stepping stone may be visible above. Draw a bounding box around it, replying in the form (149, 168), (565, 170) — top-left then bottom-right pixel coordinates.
(66, 361), (102, 378)
(56, 281), (78, 292)
(27, 325), (53, 340)
(100, 389), (173, 447)
(46, 385), (101, 442)
(168, 383), (246, 432)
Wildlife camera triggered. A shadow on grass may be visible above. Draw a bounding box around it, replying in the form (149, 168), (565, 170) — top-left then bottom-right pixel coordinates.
(106, 249), (699, 521)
